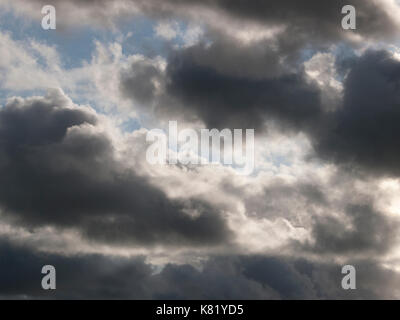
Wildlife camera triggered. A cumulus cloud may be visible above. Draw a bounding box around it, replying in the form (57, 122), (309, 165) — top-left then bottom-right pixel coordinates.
(314, 50), (400, 176)
(164, 46), (322, 131)
(0, 89), (231, 247)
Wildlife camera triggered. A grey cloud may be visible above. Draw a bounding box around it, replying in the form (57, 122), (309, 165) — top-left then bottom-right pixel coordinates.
(155, 47), (400, 178)
(0, 238), (153, 299)
(243, 181), (327, 222)
(306, 203), (398, 255)
(314, 50), (400, 176)
(5, 0), (400, 300)
(120, 60), (164, 105)
(169, 36), (286, 80)
(222, 177), (399, 257)
(198, 0), (398, 45)
(26, 0), (400, 45)
(0, 90), (231, 247)
(165, 42), (322, 131)
(114, 2), (400, 179)
(120, 42), (322, 132)
(114, 1), (400, 179)
(1, 237), (399, 299)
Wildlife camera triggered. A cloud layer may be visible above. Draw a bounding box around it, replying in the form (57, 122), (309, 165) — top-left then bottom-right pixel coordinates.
(1, 0), (400, 299)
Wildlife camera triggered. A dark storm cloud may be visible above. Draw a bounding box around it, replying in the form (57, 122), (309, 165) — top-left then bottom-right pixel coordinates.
(0, 91), (231, 247)
(1, 238), (399, 299)
(118, 42), (322, 132)
(167, 36), (286, 80)
(166, 53), (318, 130)
(157, 255), (400, 299)
(0, 238), (153, 299)
(164, 44), (322, 131)
(313, 50), (400, 176)
(305, 203), (398, 255)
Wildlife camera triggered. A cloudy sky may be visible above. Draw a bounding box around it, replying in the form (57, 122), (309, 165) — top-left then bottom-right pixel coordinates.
(1, 0), (400, 299)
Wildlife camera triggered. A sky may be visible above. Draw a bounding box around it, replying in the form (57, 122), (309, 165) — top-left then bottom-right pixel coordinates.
(1, 0), (400, 299)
